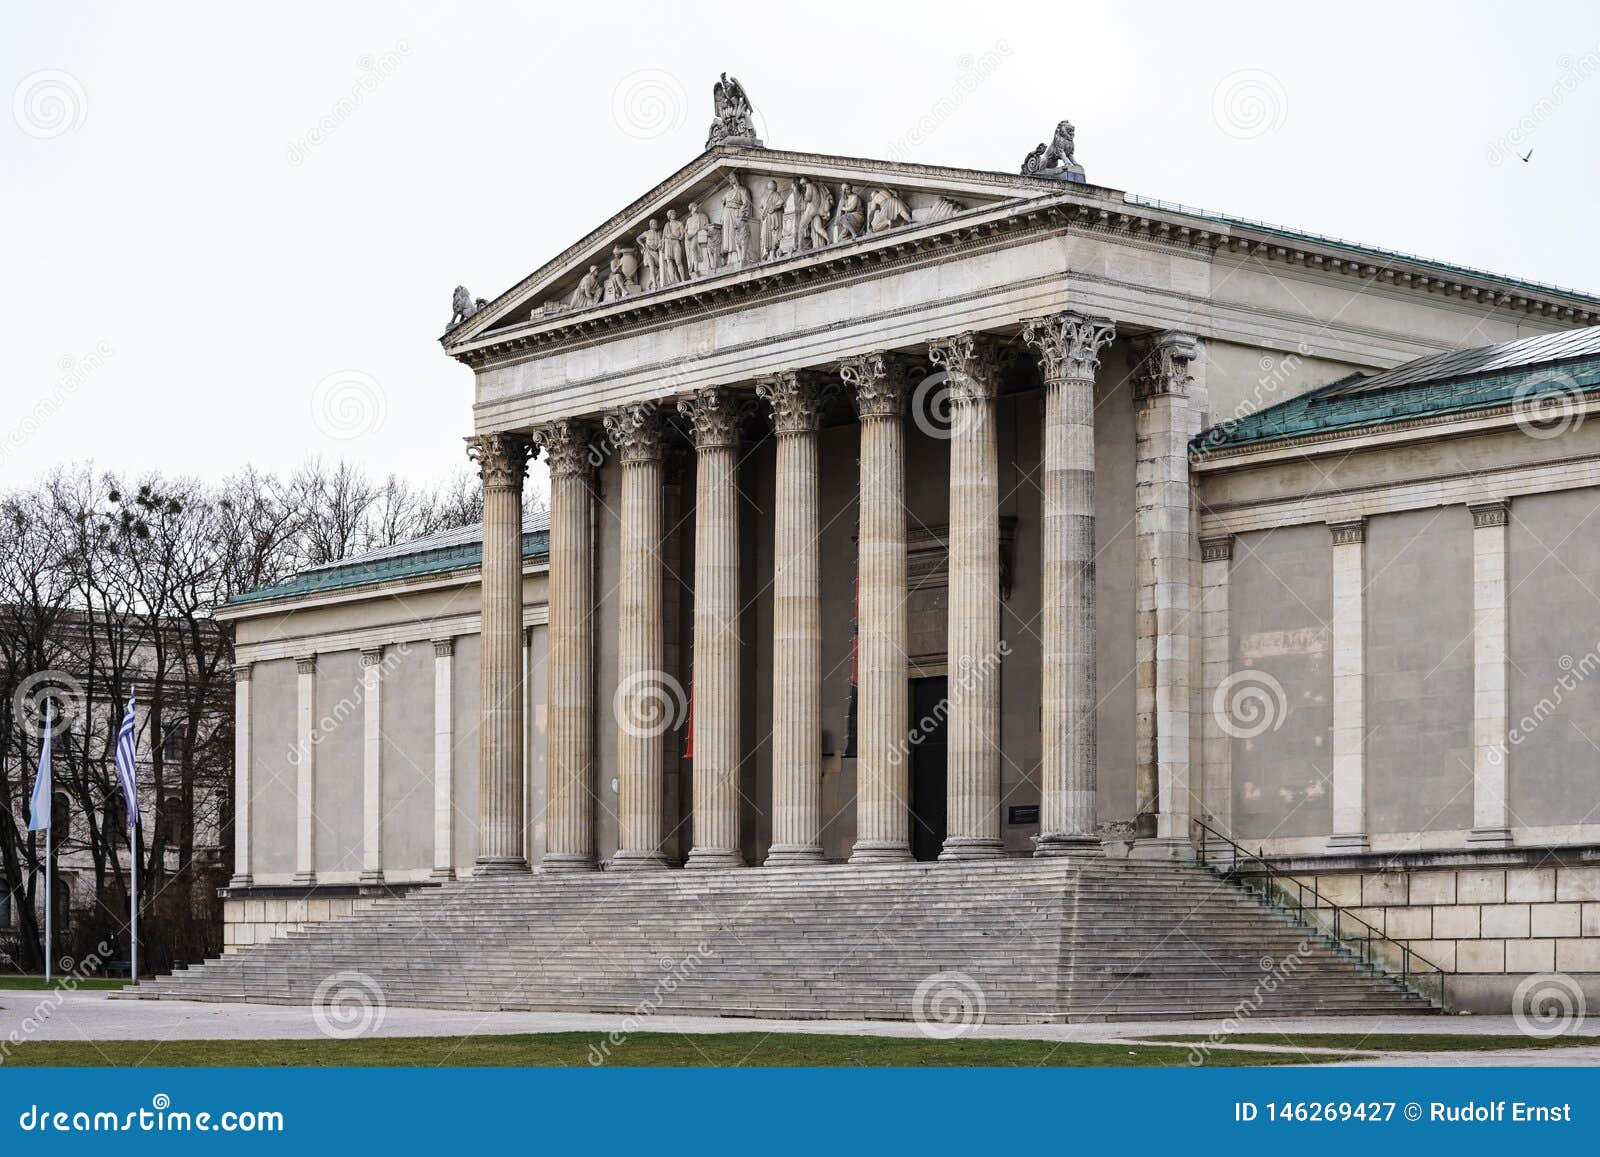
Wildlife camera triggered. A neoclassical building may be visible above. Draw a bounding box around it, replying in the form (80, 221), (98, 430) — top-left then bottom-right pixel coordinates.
(206, 88), (1600, 1010)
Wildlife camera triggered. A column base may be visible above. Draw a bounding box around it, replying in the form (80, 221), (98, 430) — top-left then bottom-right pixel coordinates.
(765, 844), (826, 867)
(610, 850), (673, 871)
(474, 856), (530, 876)
(1034, 834), (1102, 857)
(430, 866), (456, 881)
(358, 870), (385, 884)
(291, 871), (317, 886)
(1129, 837), (1195, 862)
(937, 837), (1005, 861)
(1133, 811), (1157, 840)
(539, 853), (598, 873)
(684, 848), (746, 869)
(1467, 827), (1513, 847)
(227, 874), (254, 889)
(1327, 832), (1370, 851)
(848, 841), (913, 864)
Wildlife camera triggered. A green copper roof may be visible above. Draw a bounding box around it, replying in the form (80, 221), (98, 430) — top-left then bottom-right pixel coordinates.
(226, 513), (550, 607)
(1195, 329), (1600, 455)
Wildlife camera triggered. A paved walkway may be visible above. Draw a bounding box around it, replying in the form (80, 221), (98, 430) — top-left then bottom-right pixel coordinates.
(2, 992), (1596, 1066)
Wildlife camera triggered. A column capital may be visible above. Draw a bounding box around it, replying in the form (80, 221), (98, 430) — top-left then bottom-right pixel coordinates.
(295, 654), (317, 675)
(1021, 311), (1117, 382)
(1328, 518), (1366, 545)
(839, 353), (907, 421)
(603, 403), (667, 465)
(1133, 331), (1200, 401)
(927, 332), (1000, 402)
(432, 637), (456, 658)
(465, 431), (534, 489)
(1200, 534), (1235, 563)
(1469, 500), (1511, 528)
(532, 418), (599, 479)
(361, 646), (384, 667)
(756, 370), (829, 435)
(677, 386), (748, 450)
(233, 662), (252, 683)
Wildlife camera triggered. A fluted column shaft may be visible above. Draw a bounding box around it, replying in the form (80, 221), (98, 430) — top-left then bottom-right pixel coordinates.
(468, 431), (533, 874)
(536, 420), (599, 871)
(930, 334), (1005, 860)
(679, 388), (746, 867)
(1024, 312), (1116, 854)
(606, 405), (671, 870)
(758, 372), (827, 865)
(844, 355), (912, 863)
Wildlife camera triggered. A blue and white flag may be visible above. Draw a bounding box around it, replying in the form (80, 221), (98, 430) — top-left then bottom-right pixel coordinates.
(114, 695), (139, 828)
(27, 702), (52, 832)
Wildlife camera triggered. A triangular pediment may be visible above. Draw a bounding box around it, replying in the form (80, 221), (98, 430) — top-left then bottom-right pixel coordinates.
(442, 146), (1073, 355)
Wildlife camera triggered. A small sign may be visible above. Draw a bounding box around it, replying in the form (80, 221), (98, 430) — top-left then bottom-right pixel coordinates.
(1008, 804), (1039, 826)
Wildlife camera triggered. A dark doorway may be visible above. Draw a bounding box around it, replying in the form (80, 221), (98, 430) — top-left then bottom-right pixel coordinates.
(909, 676), (948, 862)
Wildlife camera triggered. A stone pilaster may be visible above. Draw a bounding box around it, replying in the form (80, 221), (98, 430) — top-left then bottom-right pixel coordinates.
(1327, 519), (1369, 849)
(1198, 535), (1234, 854)
(360, 646), (385, 883)
(928, 333), (1005, 860)
(536, 419), (599, 871)
(431, 638), (456, 878)
(230, 663), (252, 887)
(467, 431), (534, 874)
(1023, 311), (1115, 855)
(757, 370), (828, 865)
(1132, 331), (1199, 854)
(843, 353), (912, 863)
(605, 404), (672, 870)
(293, 654), (317, 885)
(678, 387), (747, 868)
(1468, 500), (1513, 846)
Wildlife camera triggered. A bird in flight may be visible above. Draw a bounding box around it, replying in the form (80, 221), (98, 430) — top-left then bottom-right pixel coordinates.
(1520, 148), (1534, 163)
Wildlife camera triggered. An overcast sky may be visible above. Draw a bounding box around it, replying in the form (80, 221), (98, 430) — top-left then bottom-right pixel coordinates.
(5, 0), (1599, 487)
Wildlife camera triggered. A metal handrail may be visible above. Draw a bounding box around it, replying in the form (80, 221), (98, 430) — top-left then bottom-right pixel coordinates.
(1191, 817), (1452, 1006)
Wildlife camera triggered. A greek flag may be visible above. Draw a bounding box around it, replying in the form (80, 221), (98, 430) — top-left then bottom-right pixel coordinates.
(27, 702), (52, 831)
(114, 695), (139, 827)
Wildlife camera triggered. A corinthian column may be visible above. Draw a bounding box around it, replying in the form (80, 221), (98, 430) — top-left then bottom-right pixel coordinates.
(534, 419), (599, 871)
(842, 353), (912, 863)
(929, 333), (1005, 861)
(605, 404), (672, 870)
(757, 371), (827, 865)
(467, 430), (533, 874)
(1023, 311), (1115, 855)
(1133, 332), (1200, 853)
(678, 387), (746, 868)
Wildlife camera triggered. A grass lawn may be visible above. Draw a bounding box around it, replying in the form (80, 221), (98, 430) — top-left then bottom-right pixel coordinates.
(0, 976), (128, 991)
(0, 1032), (1356, 1067)
(1145, 1032), (1598, 1052)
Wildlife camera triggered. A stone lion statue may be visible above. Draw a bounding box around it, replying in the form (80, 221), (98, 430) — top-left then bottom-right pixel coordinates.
(1021, 120), (1083, 180)
(449, 285), (484, 328)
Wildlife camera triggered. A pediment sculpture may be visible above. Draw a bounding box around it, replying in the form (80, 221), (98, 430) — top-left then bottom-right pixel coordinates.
(707, 72), (762, 149)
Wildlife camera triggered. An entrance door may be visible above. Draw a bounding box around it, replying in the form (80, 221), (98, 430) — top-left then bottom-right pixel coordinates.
(908, 676), (948, 862)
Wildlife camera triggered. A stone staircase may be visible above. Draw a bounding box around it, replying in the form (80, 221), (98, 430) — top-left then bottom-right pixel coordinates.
(123, 859), (1438, 1022)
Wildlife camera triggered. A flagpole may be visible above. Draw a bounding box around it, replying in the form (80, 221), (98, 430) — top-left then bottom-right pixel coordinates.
(130, 820), (140, 984)
(43, 818), (52, 985)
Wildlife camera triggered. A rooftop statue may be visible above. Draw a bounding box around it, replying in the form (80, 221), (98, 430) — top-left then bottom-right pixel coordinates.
(707, 72), (763, 149)
(1021, 120), (1086, 183)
